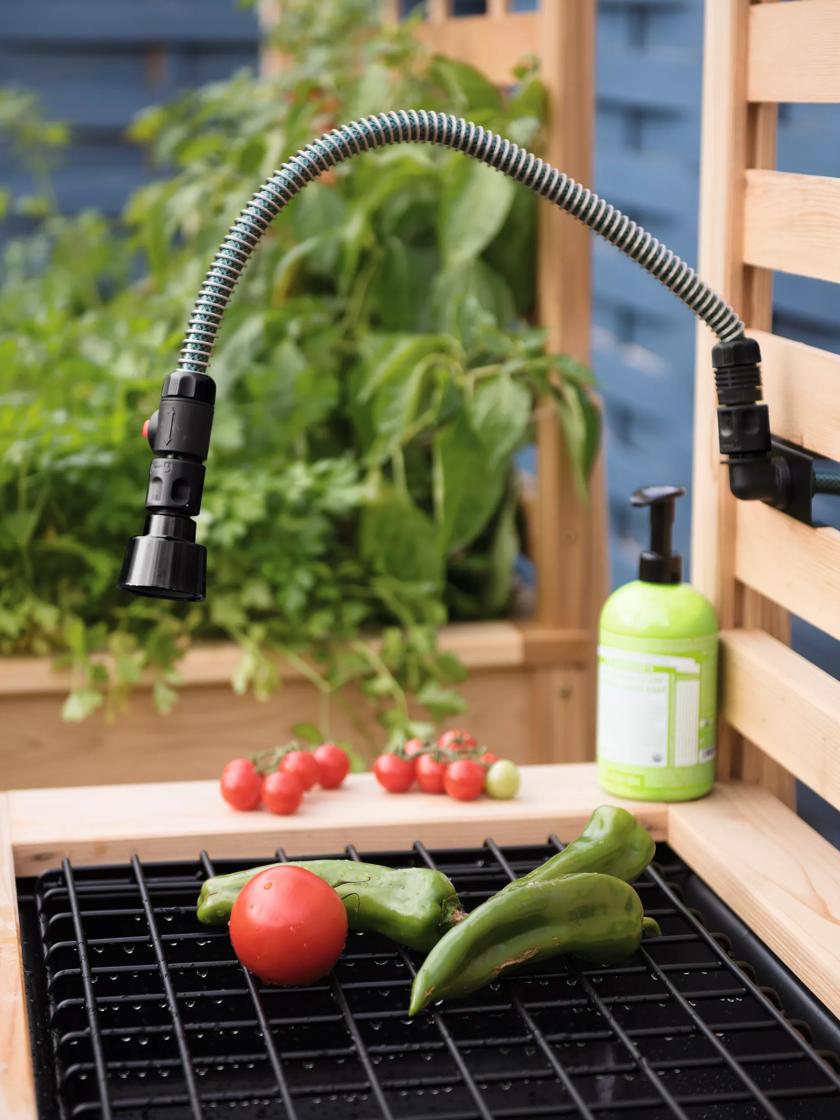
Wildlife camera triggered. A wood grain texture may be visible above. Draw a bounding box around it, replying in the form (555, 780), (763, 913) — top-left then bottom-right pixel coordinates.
(735, 501), (840, 643)
(691, 0), (752, 629)
(0, 624), (591, 698)
(0, 794), (36, 1120)
(7, 764), (668, 876)
(691, 0), (786, 791)
(721, 629), (839, 811)
(533, 0), (595, 633)
(748, 0), (840, 104)
(410, 11), (538, 86)
(752, 329), (840, 461)
(668, 782), (840, 1021)
(744, 169), (840, 284)
(0, 667), (536, 790)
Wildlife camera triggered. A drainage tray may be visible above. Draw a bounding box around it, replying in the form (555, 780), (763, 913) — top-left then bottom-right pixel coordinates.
(17, 839), (840, 1119)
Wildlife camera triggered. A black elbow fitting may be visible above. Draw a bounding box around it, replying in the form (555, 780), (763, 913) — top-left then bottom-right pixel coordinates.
(119, 371), (215, 600)
(713, 337), (790, 508)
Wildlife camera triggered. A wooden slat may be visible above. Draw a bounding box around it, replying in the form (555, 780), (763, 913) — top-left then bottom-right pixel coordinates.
(669, 781), (840, 1021)
(752, 329), (840, 462)
(7, 764), (668, 876)
(0, 795), (36, 1120)
(0, 623), (591, 698)
(533, 0), (595, 632)
(691, 0), (788, 796)
(411, 12), (538, 85)
(735, 500), (840, 643)
(743, 169), (840, 284)
(691, 0), (754, 631)
(721, 630), (840, 811)
(748, 0), (840, 104)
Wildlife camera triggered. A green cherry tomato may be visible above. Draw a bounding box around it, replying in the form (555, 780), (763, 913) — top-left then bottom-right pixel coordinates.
(485, 759), (521, 800)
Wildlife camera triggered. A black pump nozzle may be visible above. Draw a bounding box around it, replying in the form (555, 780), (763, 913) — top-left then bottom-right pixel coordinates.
(631, 485), (685, 585)
(119, 370), (215, 601)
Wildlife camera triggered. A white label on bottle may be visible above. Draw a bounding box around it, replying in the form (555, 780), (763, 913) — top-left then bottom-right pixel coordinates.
(597, 645), (706, 769)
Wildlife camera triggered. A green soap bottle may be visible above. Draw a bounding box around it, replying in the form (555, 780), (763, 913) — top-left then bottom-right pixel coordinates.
(597, 485), (718, 802)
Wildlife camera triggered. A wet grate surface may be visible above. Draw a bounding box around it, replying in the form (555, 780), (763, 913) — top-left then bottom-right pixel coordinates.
(17, 839), (840, 1119)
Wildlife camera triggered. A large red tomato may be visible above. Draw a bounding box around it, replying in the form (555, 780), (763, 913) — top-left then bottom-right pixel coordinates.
(229, 867), (348, 985)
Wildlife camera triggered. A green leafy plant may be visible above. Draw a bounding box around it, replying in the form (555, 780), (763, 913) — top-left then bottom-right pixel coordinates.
(0, 0), (598, 749)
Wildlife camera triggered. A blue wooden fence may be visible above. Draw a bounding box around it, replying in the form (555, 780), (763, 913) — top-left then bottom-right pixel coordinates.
(3, 0), (838, 835)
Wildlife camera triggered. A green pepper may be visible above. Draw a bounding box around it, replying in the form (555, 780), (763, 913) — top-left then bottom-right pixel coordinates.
(503, 805), (655, 892)
(408, 872), (661, 1015)
(197, 860), (465, 953)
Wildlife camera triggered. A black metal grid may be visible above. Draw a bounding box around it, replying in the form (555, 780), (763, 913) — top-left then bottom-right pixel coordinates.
(17, 839), (840, 1120)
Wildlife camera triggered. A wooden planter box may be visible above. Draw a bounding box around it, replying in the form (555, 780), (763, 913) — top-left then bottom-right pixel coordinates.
(0, 623), (595, 788)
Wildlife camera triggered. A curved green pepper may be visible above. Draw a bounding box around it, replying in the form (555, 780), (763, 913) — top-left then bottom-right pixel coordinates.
(503, 805), (655, 893)
(408, 872), (661, 1015)
(197, 860), (464, 953)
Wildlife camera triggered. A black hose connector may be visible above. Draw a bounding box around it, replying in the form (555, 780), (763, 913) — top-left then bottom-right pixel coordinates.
(712, 337), (792, 507)
(118, 371), (216, 599)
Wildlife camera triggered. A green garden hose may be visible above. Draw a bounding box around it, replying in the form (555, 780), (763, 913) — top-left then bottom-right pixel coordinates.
(177, 109), (745, 380)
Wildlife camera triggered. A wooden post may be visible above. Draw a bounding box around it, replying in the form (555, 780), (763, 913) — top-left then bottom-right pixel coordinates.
(529, 1), (601, 759)
(691, 0), (793, 804)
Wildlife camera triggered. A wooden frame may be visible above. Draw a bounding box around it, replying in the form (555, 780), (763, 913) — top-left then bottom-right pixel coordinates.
(5, 3), (840, 1112)
(691, 0), (840, 807)
(2, 762), (840, 1118)
(0, 2), (602, 784)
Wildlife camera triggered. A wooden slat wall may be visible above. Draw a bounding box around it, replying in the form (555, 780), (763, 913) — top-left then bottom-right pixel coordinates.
(693, 0), (840, 808)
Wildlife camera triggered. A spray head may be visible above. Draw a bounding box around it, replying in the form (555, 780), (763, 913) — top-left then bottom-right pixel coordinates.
(631, 485), (685, 585)
(119, 371), (215, 601)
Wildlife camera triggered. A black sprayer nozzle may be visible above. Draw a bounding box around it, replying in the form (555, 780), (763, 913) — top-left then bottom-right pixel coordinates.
(119, 371), (215, 601)
(631, 485), (686, 585)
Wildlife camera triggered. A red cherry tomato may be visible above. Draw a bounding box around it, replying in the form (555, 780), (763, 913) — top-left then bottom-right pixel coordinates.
(220, 758), (262, 811)
(403, 738), (426, 760)
(438, 729), (478, 753)
(313, 743), (350, 789)
(444, 758), (485, 801)
(261, 771), (304, 815)
(415, 753), (447, 794)
(479, 751), (499, 766)
(229, 866), (347, 985)
(280, 750), (320, 791)
(373, 753), (415, 793)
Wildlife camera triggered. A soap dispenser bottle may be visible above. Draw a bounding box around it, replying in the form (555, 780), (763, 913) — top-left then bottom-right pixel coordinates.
(597, 485), (718, 801)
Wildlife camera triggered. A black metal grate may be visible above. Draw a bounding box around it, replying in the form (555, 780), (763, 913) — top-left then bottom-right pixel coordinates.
(16, 840), (840, 1120)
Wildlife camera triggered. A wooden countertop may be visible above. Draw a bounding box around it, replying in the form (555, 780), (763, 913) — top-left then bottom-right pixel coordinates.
(8, 763), (668, 874)
(2, 763), (840, 1120)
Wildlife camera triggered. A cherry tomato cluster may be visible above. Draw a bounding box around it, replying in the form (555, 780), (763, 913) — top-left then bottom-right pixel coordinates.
(220, 742), (350, 816)
(372, 730), (521, 802)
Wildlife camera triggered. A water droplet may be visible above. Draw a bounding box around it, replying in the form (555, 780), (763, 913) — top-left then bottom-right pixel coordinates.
(138, 1037), (149, 1047)
(123, 945), (135, 955)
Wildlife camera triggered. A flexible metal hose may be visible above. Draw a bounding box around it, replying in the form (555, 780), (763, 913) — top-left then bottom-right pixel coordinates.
(814, 465), (840, 496)
(175, 110), (745, 376)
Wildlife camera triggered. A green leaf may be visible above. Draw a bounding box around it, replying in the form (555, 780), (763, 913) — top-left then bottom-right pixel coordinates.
(433, 413), (508, 552)
(360, 486), (443, 586)
(553, 382), (601, 495)
(62, 688), (103, 722)
(439, 160), (515, 266)
(291, 721), (324, 745)
(416, 680), (468, 719)
(483, 478), (520, 615)
(467, 375), (532, 468)
(429, 57), (502, 112)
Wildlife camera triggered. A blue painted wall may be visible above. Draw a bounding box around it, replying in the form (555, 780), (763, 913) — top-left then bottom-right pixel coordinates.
(0, 0), (259, 216)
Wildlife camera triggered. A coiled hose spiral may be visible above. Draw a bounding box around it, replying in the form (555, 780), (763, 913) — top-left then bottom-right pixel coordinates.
(175, 109), (745, 378)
